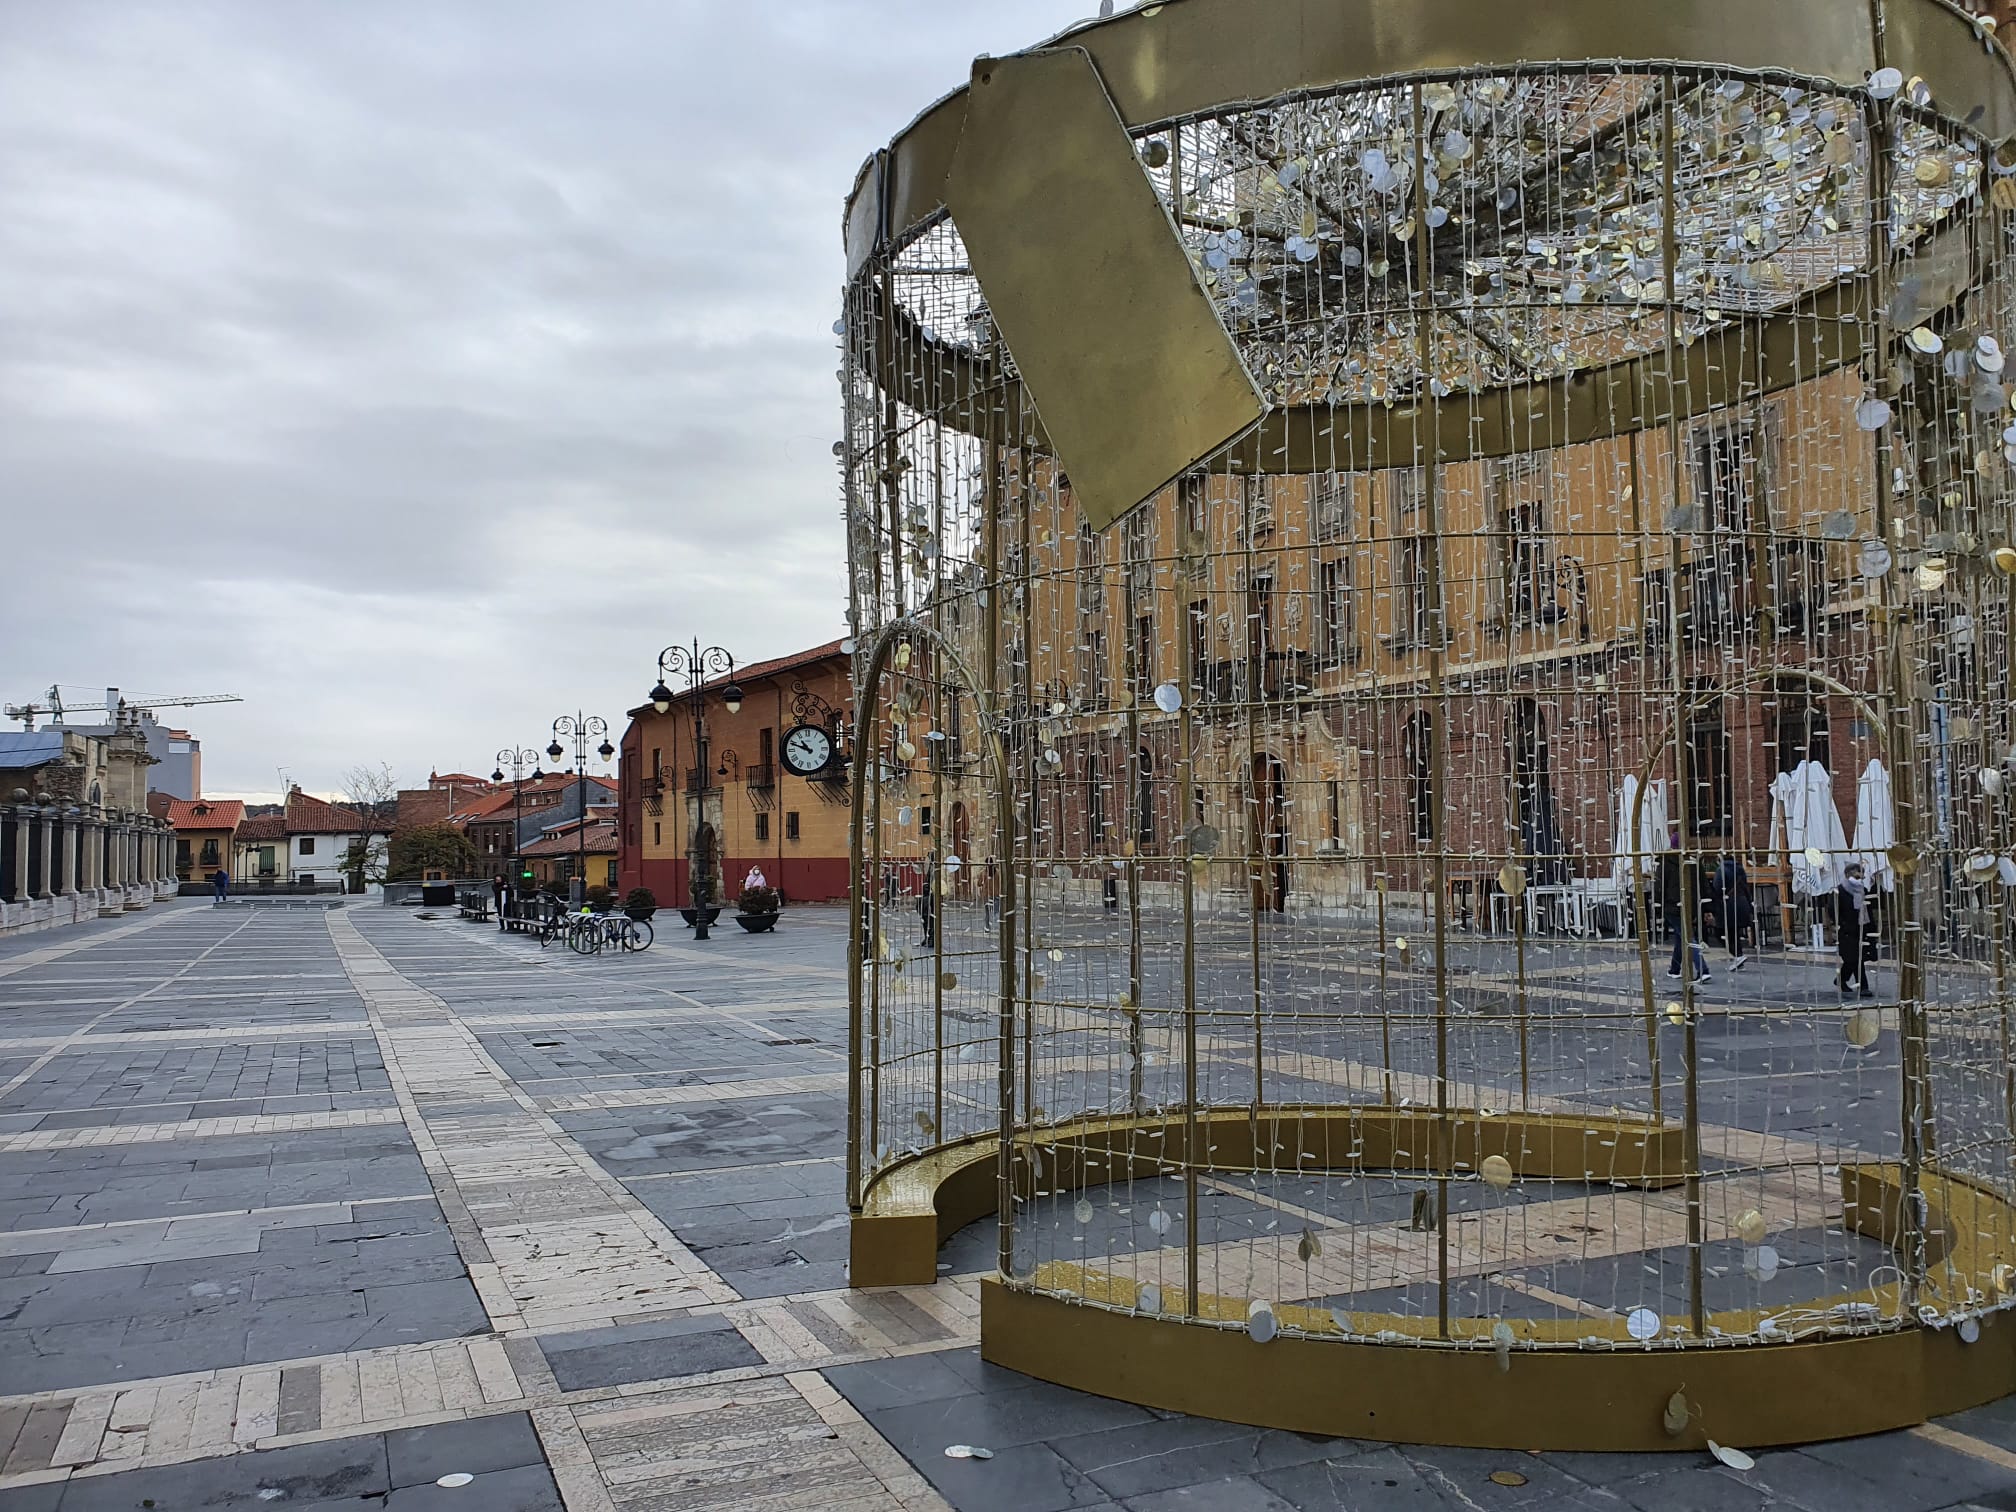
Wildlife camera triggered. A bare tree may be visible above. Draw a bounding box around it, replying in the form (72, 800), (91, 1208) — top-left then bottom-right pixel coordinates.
(339, 763), (400, 889)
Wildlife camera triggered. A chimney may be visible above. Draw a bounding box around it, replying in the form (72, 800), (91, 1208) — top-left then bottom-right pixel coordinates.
(105, 689), (121, 725)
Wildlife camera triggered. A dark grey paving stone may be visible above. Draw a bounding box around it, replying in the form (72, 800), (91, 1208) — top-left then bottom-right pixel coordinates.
(58, 1433), (390, 1511)
(1058, 1418), (1350, 1501)
(386, 1412), (545, 1488)
(1257, 1448), (1454, 1509)
(1606, 1464), (1784, 1512)
(543, 1320), (762, 1391)
(1122, 1478), (1297, 1511)
(382, 1465), (562, 1512)
(918, 1440), (1110, 1512)
(0, 1485), (63, 1512)
(868, 1381), (1157, 1462)
(1797, 1431), (2016, 1510)
(823, 1351), (984, 1413)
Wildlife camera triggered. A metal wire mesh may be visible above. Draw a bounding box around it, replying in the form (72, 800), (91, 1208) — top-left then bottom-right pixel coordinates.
(845, 55), (2016, 1355)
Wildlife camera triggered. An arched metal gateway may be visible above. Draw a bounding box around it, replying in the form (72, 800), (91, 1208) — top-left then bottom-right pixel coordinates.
(840, 0), (2016, 1451)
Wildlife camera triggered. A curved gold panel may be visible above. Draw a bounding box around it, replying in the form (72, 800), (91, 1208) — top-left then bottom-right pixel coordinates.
(845, 0), (2016, 273)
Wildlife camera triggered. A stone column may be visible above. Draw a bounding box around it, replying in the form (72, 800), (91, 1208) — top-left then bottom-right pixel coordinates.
(6, 812), (24, 904)
(109, 825), (125, 890)
(33, 816), (53, 899)
(59, 818), (77, 896)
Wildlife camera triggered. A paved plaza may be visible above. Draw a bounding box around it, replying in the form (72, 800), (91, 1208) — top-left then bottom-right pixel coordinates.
(0, 901), (2012, 1511)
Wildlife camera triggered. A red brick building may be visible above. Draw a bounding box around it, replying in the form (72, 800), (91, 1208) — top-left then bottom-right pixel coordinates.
(618, 641), (854, 907)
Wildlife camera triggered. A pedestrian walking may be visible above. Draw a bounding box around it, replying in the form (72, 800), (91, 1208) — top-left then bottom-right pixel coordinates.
(210, 868), (229, 905)
(1836, 861), (1874, 999)
(1710, 855), (1754, 968)
(918, 858), (936, 949)
(493, 873), (509, 930)
(1658, 841), (1709, 984)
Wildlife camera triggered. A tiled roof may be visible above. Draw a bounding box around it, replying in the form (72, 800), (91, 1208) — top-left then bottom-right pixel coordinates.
(167, 798), (244, 832)
(285, 789), (388, 836)
(519, 820), (618, 859)
(236, 815), (287, 842)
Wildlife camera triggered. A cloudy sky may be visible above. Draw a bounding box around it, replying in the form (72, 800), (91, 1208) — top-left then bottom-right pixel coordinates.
(1, 0), (1090, 802)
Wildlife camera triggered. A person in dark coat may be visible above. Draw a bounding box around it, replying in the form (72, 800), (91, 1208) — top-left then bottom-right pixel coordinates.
(493, 873), (510, 930)
(1658, 843), (1709, 983)
(1837, 862), (1873, 998)
(210, 868), (229, 904)
(1710, 855), (1754, 969)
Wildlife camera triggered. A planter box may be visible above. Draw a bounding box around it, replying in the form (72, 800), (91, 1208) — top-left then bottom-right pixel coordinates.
(680, 907), (722, 927)
(735, 912), (779, 933)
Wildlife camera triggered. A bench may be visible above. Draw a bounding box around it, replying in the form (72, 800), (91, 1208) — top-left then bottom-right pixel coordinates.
(455, 888), (493, 922)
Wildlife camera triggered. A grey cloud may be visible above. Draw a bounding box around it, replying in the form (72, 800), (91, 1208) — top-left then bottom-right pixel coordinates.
(1, 0), (1082, 794)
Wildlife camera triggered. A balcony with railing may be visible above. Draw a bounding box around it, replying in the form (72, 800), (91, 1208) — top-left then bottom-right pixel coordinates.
(746, 763), (777, 790)
(1641, 542), (1831, 654)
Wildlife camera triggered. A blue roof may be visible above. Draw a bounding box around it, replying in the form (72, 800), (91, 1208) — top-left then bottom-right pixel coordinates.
(0, 731), (65, 770)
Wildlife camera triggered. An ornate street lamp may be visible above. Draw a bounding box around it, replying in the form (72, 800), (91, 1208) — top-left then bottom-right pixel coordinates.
(549, 713), (611, 905)
(647, 641), (741, 940)
(492, 746), (543, 893)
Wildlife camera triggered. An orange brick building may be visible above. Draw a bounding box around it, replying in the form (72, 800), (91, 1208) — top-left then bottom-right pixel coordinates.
(617, 641), (854, 906)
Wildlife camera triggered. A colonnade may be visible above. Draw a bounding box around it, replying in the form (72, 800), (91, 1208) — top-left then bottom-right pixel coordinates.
(0, 798), (176, 936)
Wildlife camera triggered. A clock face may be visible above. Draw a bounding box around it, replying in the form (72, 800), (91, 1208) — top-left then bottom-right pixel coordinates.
(781, 723), (836, 776)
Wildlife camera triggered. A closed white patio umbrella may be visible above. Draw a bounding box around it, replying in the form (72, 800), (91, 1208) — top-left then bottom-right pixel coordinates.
(1852, 757), (1896, 893)
(1770, 759), (1849, 897)
(1613, 775), (1671, 887)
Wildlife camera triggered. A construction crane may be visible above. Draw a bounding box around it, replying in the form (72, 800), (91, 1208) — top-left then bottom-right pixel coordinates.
(5, 686), (243, 731)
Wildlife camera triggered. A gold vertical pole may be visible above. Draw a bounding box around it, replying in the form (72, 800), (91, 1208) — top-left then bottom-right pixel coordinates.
(932, 420), (948, 1144)
(1626, 430), (1664, 1124)
(1411, 85), (1454, 1341)
(1861, 2), (1929, 1305)
(843, 290), (869, 1215)
(1657, 83), (1707, 1340)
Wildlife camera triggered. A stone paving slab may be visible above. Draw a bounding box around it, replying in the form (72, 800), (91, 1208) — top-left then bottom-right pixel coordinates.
(0, 902), (2011, 1511)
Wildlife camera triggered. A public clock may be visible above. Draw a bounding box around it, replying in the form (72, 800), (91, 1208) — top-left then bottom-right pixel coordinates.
(781, 722), (837, 777)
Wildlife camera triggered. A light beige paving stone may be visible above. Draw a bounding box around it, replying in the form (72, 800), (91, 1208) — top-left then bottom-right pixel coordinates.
(47, 1394), (113, 1469)
(316, 1357), (362, 1432)
(356, 1355), (404, 1423)
(468, 1338), (522, 1404)
(232, 1371), (279, 1446)
(186, 1379), (239, 1455)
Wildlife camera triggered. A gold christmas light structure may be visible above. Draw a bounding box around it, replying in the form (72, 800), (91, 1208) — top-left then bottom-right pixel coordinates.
(840, 0), (2016, 1450)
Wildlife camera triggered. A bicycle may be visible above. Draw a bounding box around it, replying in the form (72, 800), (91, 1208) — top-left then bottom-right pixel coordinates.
(587, 910), (653, 953)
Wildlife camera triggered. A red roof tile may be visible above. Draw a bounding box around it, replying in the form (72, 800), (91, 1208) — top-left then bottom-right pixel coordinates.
(167, 798), (244, 833)
(235, 815), (287, 842)
(285, 789), (389, 836)
(519, 820), (618, 859)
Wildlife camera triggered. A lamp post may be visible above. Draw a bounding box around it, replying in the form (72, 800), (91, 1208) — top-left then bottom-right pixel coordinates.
(649, 642), (742, 941)
(490, 746), (543, 890)
(547, 714), (613, 905)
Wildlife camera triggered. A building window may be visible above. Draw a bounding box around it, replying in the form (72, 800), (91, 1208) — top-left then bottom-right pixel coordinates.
(1180, 472), (1207, 538)
(605, 860), (618, 886)
(1087, 755), (1105, 843)
(1245, 575), (1274, 666)
(1080, 629), (1108, 710)
(1683, 686), (1732, 836)
(1773, 690), (1831, 774)
(1123, 509), (1152, 598)
(299, 838), (315, 856)
(1313, 474), (1353, 544)
(785, 812), (801, 841)
(1327, 778), (1343, 843)
(1320, 557), (1355, 664)
(921, 805), (933, 836)
(176, 839), (191, 871)
(200, 840), (219, 866)
(1078, 523), (1105, 616)
(1494, 460), (1556, 629)
(1391, 467), (1425, 522)
(1129, 613), (1155, 702)
(1394, 536), (1432, 647)
(1404, 711), (1434, 843)
(1187, 599), (1211, 690)
(653, 822), (661, 845)
(755, 812), (770, 842)
(1240, 475), (1274, 542)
